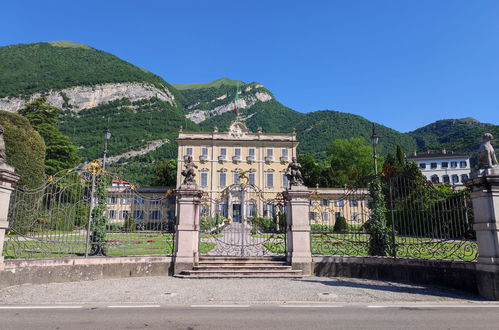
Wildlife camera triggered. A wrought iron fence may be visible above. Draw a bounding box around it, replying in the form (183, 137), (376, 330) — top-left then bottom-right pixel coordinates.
(198, 183), (287, 257)
(309, 176), (477, 261)
(4, 163), (175, 259)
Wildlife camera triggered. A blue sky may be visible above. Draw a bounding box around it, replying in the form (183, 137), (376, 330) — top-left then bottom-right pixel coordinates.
(1, 0), (498, 132)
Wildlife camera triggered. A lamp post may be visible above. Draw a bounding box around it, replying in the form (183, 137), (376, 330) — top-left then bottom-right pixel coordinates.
(103, 127), (111, 170)
(371, 123), (379, 176)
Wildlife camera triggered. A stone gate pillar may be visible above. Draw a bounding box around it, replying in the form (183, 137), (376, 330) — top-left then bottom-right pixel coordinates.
(0, 163), (20, 271)
(468, 167), (499, 300)
(173, 184), (202, 275)
(284, 185), (312, 275)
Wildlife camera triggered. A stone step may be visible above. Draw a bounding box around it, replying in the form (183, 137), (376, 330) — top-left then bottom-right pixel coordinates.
(175, 274), (304, 279)
(194, 265), (293, 271)
(182, 269), (302, 276)
(197, 261), (287, 266)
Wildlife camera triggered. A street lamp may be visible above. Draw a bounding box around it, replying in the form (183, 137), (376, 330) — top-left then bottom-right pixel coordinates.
(103, 127), (111, 170)
(371, 123), (379, 176)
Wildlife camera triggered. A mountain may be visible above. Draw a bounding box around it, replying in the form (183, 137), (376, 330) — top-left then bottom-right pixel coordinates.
(175, 82), (417, 159)
(409, 118), (499, 155)
(2, 40), (491, 183)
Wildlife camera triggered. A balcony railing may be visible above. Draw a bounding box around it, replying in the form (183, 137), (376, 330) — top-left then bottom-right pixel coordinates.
(280, 156), (289, 162)
(232, 155), (241, 162)
(218, 155), (226, 162)
(199, 155), (208, 162)
(246, 155), (255, 163)
(264, 156), (273, 163)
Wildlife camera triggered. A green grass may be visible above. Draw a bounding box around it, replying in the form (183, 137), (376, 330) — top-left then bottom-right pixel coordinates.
(3, 231), (217, 259)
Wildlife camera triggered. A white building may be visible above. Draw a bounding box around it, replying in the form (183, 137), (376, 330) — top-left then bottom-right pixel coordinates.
(406, 150), (471, 186)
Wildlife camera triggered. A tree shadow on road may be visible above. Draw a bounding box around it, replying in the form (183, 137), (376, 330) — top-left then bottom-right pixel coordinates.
(296, 278), (486, 301)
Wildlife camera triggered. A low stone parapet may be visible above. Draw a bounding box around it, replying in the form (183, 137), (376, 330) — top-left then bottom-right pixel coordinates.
(313, 256), (478, 294)
(0, 256), (172, 289)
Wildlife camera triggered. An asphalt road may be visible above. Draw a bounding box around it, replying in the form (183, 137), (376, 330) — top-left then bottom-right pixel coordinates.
(1, 304), (499, 330)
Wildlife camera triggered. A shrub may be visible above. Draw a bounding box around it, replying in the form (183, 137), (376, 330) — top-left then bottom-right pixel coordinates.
(249, 217), (276, 233)
(333, 216), (348, 232)
(0, 110), (45, 188)
(310, 224), (334, 233)
(200, 214), (226, 233)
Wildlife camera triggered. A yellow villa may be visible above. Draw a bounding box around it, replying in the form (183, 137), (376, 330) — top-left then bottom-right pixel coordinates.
(176, 120), (297, 222)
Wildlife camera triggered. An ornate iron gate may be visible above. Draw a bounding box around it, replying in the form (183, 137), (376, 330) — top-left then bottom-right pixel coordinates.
(199, 183), (286, 257)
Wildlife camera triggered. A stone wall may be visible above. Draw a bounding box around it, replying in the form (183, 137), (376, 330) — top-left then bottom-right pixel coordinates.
(0, 256), (172, 289)
(313, 256), (478, 294)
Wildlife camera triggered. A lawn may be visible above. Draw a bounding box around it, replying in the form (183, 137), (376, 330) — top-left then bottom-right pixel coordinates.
(4, 231), (216, 259)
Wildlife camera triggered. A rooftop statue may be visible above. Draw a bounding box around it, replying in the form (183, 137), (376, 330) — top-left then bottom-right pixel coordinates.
(285, 157), (304, 186)
(181, 155), (198, 185)
(0, 125), (6, 164)
(478, 133), (498, 169)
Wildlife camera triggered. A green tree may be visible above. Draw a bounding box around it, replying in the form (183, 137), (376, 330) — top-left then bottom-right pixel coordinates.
(19, 97), (79, 174)
(150, 159), (177, 186)
(327, 138), (383, 187)
(298, 154), (332, 187)
(366, 178), (394, 256)
(0, 110), (46, 188)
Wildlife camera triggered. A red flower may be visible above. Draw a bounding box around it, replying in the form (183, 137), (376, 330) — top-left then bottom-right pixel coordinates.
(135, 241), (143, 244)
(334, 241), (343, 245)
(147, 240), (154, 243)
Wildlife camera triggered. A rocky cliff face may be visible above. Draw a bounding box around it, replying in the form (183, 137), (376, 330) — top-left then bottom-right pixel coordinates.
(186, 90), (273, 123)
(0, 82), (175, 112)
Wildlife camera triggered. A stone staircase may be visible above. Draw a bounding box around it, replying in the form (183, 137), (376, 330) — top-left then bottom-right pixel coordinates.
(176, 257), (303, 278)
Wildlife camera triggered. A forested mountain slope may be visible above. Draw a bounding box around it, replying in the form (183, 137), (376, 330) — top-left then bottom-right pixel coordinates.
(409, 118), (499, 154)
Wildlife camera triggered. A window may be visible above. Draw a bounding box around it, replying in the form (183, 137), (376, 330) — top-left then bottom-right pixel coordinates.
(443, 175), (450, 183)
(352, 212), (359, 222)
(431, 175), (439, 184)
(452, 175), (459, 183)
(201, 172), (208, 187)
(282, 173), (289, 188)
(266, 173), (274, 187)
(266, 148), (273, 158)
(349, 200), (359, 207)
(108, 196), (117, 204)
(134, 196), (144, 204)
(460, 161), (467, 168)
(120, 197), (131, 205)
(335, 200), (344, 207)
(120, 210), (129, 220)
(309, 212), (317, 221)
(218, 203), (228, 217)
(150, 199), (160, 205)
(321, 199), (330, 206)
(461, 174), (469, 182)
(249, 172), (255, 185)
(219, 172), (227, 187)
(186, 147), (193, 156)
(220, 148), (227, 159)
(201, 205), (210, 217)
(281, 148), (288, 157)
(149, 210), (161, 220)
(431, 163), (438, 169)
(335, 212), (343, 219)
(451, 161), (458, 168)
(419, 163), (426, 169)
(233, 172), (240, 184)
(248, 148), (255, 157)
(265, 204), (275, 217)
(234, 148), (241, 157)
(201, 147), (208, 156)
(133, 210), (144, 220)
(442, 162), (448, 168)
(322, 211), (329, 223)
(247, 204), (257, 217)
(108, 210), (116, 219)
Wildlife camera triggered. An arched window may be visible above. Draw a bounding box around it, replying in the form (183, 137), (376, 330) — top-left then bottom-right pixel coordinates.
(431, 175), (440, 184)
(443, 175), (450, 183)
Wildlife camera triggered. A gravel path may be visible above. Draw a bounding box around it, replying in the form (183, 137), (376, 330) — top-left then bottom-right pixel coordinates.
(0, 276), (484, 305)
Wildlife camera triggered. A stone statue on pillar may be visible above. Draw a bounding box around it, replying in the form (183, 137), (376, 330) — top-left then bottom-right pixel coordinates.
(181, 155), (198, 186)
(285, 157), (304, 186)
(478, 133), (498, 169)
(0, 125), (6, 165)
